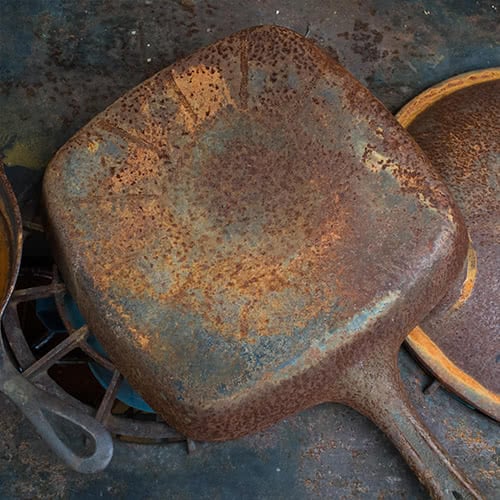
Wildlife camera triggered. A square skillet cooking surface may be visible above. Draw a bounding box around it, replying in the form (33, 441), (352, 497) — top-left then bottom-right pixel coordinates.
(43, 26), (465, 440)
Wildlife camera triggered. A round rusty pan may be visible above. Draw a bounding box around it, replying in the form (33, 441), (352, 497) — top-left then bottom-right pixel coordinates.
(0, 166), (22, 312)
(399, 68), (500, 421)
(44, 26), (479, 496)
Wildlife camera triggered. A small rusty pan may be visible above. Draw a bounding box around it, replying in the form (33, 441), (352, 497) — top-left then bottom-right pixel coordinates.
(399, 69), (500, 421)
(44, 26), (480, 496)
(0, 163), (113, 473)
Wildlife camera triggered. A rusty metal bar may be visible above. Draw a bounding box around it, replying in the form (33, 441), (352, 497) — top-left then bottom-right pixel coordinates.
(2, 273), (187, 443)
(79, 342), (116, 372)
(96, 369), (122, 424)
(54, 289), (75, 334)
(11, 283), (66, 303)
(23, 326), (89, 380)
(424, 379), (442, 396)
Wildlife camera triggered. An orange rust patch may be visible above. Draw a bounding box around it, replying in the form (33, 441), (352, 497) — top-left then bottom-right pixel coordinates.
(135, 332), (150, 350)
(399, 69), (499, 419)
(87, 140), (99, 153)
(450, 239), (477, 311)
(397, 68), (500, 127)
(446, 424), (496, 454)
(407, 326), (500, 405)
(171, 64), (236, 123)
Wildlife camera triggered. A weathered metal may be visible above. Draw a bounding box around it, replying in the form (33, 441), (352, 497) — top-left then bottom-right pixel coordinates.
(1, 270), (185, 442)
(44, 25), (479, 497)
(399, 68), (500, 422)
(0, 163), (114, 473)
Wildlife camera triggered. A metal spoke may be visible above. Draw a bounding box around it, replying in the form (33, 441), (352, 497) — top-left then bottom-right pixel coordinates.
(54, 290), (75, 334)
(2, 268), (188, 445)
(23, 326), (89, 380)
(11, 283), (65, 303)
(96, 369), (122, 424)
(424, 379), (441, 396)
(80, 343), (115, 372)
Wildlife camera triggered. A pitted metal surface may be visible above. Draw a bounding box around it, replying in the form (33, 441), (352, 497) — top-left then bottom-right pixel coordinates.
(43, 29), (484, 498)
(2, 1), (499, 498)
(399, 70), (500, 420)
(44, 26), (466, 443)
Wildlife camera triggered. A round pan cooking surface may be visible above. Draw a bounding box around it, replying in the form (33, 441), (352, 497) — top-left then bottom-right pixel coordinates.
(399, 68), (500, 421)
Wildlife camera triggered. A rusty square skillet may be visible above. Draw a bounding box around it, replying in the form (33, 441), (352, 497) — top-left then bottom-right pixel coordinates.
(44, 26), (479, 497)
(399, 69), (500, 421)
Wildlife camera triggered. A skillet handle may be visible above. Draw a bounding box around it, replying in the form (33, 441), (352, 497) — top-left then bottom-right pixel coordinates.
(338, 360), (482, 500)
(1, 368), (113, 473)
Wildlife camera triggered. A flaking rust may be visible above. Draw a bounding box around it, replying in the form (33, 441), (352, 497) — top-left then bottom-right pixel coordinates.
(400, 69), (500, 422)
(44, 26), (480, 497)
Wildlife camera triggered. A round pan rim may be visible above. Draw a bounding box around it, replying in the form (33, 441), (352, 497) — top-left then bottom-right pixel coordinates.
(397, 67), (500, 421)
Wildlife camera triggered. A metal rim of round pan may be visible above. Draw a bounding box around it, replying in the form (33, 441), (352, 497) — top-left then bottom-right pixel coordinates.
(398, 67), (500, 422)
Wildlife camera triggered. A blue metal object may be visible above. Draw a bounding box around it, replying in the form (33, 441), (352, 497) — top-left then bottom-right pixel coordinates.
(35, 295), (154, 413)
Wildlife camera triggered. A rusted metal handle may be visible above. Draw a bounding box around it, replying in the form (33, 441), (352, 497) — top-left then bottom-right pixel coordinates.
(373, 390), (481, 499)
(0, 161), (112, 473)
(334, 359), (482, 500)
(1, 362), (113, 473)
